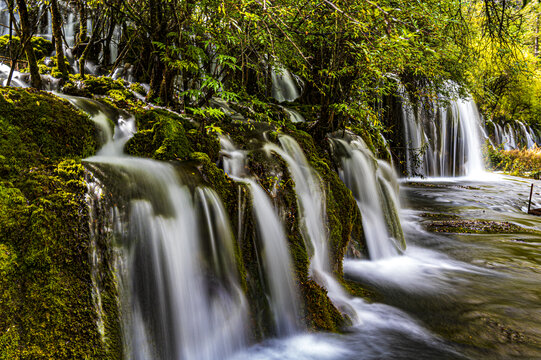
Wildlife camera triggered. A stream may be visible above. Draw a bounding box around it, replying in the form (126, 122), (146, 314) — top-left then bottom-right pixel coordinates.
(3, 60), (540, 358)
(69, 92), (541, 359)
(233, 175), (541, 360)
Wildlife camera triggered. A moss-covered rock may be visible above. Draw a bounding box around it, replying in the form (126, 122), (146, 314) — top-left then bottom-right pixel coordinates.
(125, 109), (194, 160)
(0, 35), (54, 60)
(0, 88), (97, 182)
(0, 88), (120, 359)
(426, 219), (539, 234)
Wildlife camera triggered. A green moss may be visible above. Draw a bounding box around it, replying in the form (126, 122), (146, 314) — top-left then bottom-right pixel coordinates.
(129, 83), (146, 95)
(70, 75), (126, 96)
(0, 88), (97, 178)
(0, 35), (54, 60)
(0, 88), (120, 359)
(125, 109), (193, 160)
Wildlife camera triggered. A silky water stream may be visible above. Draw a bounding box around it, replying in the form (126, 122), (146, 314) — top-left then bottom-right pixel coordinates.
(75, 98), (541, 359)
(74, 101), (249, 360)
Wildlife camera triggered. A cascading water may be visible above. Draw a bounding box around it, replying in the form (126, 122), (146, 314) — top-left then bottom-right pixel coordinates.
(0, 3), (8, 37)
(400, 89), (486, 177)
(264, 135), (363, 320)
(490, 121), (539, 150)
(518, 122), (535, 148)
(271, 66), (301, 103)
(332, 136), (405, 259)
(77, 102), (249, 360)
(220, 137), (301, 335)
(281, 107), (305, 123)
(262, 134), (449, 354)
(0, 63), (29, 88)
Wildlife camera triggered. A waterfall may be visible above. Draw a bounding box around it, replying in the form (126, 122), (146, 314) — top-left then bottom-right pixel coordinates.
(264, 137), (329, 277)
(333, 137), (405, 259)
(282, 107), (305, 123)
(490, 121), (538, 150)
(264, 135), (363, 321)
(400, 90), (485, 177)
(220, 137), (301, 335)
(0, 3), (9, 36)
(247, 180), (301, 335)
(77, 102), (248, 360)
(271, 66), (301, 103)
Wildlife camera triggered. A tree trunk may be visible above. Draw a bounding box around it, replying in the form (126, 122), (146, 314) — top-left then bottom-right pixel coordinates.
(102, 19), (116, 66)
(50, 0), (68, 80)
(15, 0), (42, 89)
(146, 0), (167, 102)
(77, 0), (87, 43)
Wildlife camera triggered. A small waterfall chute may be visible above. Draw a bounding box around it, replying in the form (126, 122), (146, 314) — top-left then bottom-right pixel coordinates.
(282, 106), (306, 123)
(332, 137), (405, 259)
(271, 66), (301, 103)
(220, 136), (301, 336)
(264, 135), (363, 322)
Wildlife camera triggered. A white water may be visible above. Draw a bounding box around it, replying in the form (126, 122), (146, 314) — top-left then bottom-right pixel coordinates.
(264, 137), (329, 275)
(263, 135), (452, 355)
(220, 137), (301, 335)
(248, 179), (301, 335)
(334, 137), (404, 259)
(401, 90), (486, 177)
(491, 121), (539, 150)
(265, 135), (364, 321)
(78, 102), (249, 360)
(282, 107), (305, 123)
(271, 66), (301, 103)
(0, 63), (29, 88)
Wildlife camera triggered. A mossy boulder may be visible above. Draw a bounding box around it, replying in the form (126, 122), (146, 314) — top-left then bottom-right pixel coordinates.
(0, 88), (97, 182)
(0, 35), (54, 60)
(0, 88), (120, 359)
(126, 109), (197, 161)
(426, 219), (539, 234)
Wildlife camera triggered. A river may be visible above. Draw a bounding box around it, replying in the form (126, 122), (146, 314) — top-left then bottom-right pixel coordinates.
(233, 175), (541, 360)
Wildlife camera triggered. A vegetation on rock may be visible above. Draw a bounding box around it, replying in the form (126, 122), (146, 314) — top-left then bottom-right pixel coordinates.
(0, 88), (120, 359)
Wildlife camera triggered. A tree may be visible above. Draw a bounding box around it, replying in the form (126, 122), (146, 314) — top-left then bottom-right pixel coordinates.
(50, 0), (68, 81)
(15, 0), (42, 89)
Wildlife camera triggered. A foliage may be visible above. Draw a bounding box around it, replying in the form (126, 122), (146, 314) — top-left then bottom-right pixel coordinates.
(0, 35), (54, 60)
(464, 1), (541, 127)
(485, 145), (541, 177)
(125, 109), (193, 160)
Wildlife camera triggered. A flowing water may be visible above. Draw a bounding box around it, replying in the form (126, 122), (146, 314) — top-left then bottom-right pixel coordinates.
(220, 137), (301, 336)
(490, 121), (540, 150)
(63, 94), (541, 359)
(77, 102), (249, 360)
(271, 66), (301, 103)
(400, 93), (485, 177)
(332, 136), (405, 259)
(232, 173), (541, 360)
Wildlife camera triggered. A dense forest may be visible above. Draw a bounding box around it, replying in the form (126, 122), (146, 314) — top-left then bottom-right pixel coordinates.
(1, 0), (541, 359)
(2, 0), (541, 135)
